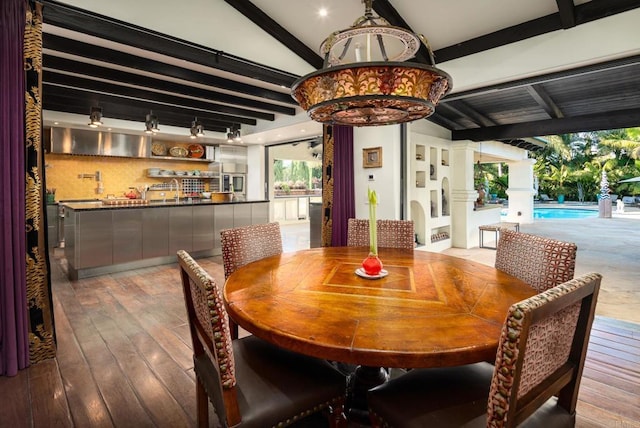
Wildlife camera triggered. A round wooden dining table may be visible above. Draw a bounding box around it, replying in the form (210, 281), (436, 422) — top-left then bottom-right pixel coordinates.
(223, 246), (535, 422)
(224, 246), (534, 368)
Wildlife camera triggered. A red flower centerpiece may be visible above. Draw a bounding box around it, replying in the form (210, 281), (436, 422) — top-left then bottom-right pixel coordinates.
(362, 188), (383, 275)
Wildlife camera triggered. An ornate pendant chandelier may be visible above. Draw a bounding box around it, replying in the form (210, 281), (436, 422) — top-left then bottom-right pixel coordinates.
(291, 0), (452, 127)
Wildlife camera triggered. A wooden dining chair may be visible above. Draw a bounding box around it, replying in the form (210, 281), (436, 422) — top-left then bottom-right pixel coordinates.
(346, 219), (415, 249)
(346, 218), (370, 247)
(495, 230), (577, 293)
(221, 222), (283, 338)
(367, 272), (601, 428)
(177, 250), (347, 428)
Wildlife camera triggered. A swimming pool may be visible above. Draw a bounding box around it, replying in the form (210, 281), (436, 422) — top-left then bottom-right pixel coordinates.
(501, 208), (599, 219)
(534, 208), (598, 219)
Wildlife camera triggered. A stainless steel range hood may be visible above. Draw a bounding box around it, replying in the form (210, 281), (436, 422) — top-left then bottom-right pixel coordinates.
(45, 127), (151, 158)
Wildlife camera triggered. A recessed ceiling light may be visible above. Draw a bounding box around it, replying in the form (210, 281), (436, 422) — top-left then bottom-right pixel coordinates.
(318, 7), (328, 17)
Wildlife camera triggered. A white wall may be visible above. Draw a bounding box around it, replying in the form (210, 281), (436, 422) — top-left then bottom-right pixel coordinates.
(246, 144), (265, 200)
(353, 126), (402, 221)
(410, 119), (452, 141)
(407, 128), (454, 250)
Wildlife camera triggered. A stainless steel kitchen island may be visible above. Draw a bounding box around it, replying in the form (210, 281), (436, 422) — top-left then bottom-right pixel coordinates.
(63, 199), (269, 280)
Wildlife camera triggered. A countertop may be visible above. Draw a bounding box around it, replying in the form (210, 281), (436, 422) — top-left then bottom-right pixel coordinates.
(62, 198), (268, 211)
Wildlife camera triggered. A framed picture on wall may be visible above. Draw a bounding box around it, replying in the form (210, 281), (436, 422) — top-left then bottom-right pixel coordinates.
(363, 147), (382, 168)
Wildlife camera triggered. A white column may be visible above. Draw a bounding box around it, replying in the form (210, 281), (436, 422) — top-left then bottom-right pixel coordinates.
(505, 158), (536, 224)
(451, 142), (478, 248)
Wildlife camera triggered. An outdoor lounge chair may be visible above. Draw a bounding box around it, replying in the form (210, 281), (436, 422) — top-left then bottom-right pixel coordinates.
(538, 193), (552, 202)
(622, 196), (636, 206)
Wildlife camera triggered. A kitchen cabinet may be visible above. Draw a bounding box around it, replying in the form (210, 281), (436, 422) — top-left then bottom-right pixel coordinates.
(72, 210), (113, 269)
(113, 210), (143, 264)
(64, 200), (268, 279)
(142, 207), (169, 258)
(193, 205), (215, 252)
(46, 204), (59, 249)
(233, 204), (252, 228)
(273, 197), (309, 222)
(251, 202), (269, 224)
(169, 206), (193, 253)
(213, 204), (234, 251)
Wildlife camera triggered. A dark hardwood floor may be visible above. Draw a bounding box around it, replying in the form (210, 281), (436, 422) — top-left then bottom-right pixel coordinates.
(1, 248), (638, 427)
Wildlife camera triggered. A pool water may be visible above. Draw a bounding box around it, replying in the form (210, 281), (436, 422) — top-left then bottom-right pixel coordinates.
(534, 208), (598, 219)
(501, 208), (598, 219)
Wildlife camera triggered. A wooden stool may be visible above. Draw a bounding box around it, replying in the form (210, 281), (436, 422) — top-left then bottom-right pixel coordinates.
(479, 222), (520, 249)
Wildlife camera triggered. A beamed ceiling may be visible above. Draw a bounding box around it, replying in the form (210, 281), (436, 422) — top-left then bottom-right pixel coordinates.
(40, 0), (640, 147)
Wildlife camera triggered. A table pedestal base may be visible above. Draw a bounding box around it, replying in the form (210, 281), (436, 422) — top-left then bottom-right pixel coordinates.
(347, 365), (389, 425)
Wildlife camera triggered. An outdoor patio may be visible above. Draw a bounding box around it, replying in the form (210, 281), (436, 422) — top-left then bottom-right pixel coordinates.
(442, 204), (640, 324)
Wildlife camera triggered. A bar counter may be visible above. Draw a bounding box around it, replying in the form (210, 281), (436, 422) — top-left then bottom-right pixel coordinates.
(63, 199), (269, 279)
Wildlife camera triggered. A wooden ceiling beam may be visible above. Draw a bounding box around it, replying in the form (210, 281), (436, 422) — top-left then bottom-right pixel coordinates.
(444, 100), (498, 127)
(427, 111), (465, 131)
(526, 84), (564, 119)
(575, 0), (640, 24)
(555, 0), (576, 28)
(435, 0), (640, 63)
(441, 55), (640, 102)
(41, 0), (298, 87)
(44, 71), (276, 122)
(43, 84), (257, 127)
(452, 108), (640, 141)
(44, 55), (295, 116)
(43, 34), (295, 106)
(43, 97), (231, 133)
(372, 0), (432, 65)
(222, 0), (323, 69)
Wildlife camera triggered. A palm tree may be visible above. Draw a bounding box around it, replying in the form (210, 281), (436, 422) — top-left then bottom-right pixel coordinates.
(534, 134), (573, 199)
(532, 129), (640, 202)
(593, 129), (640, 195)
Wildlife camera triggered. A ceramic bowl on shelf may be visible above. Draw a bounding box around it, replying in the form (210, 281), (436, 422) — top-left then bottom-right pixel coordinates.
(188, 144), (204, 158)
(169, 146), (189, 157)
(151, 142), (167, 156)
(147, 168), (161, 175)
(201, 192), (212, 199)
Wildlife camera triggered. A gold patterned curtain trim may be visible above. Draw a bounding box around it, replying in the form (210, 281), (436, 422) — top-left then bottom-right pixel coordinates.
(25, 0), (56, 363)
(321, 125), (334, 247)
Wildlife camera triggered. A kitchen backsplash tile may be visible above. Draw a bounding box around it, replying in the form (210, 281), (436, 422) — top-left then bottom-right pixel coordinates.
(45, 154), (212, 200)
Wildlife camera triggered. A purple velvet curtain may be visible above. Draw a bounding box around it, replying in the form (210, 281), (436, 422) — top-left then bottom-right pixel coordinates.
(1, 0), (30, 376)
(331, 125), (355, 246)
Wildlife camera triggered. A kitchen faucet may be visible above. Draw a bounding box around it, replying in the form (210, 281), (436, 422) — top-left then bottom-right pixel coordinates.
(170, 178), (180, 202)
